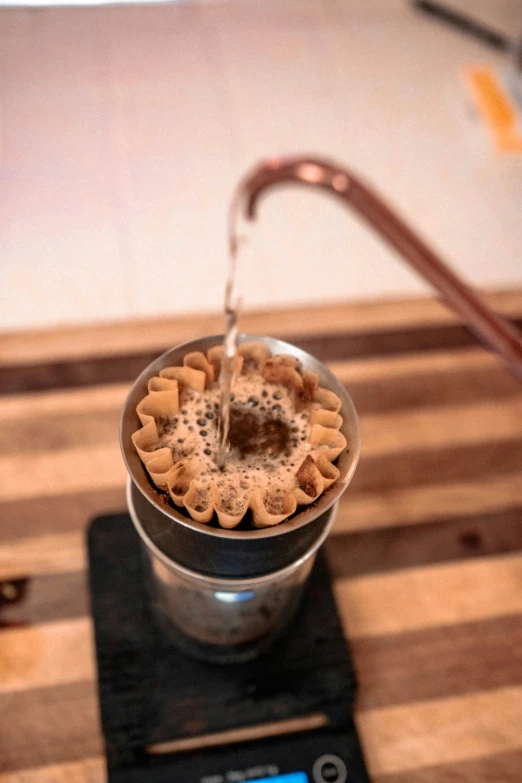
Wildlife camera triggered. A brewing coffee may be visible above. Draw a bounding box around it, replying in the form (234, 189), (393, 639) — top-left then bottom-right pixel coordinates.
(132, 341), (347, 529)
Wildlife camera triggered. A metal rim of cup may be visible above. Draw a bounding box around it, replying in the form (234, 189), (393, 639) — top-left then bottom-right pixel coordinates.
(120, 333), (361, 546)
(127, 477), (338, 589)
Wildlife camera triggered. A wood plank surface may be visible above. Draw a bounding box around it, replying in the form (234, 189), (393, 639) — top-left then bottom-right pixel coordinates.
(0, 572), (88, 628)
(2, 288), (520, 365)
(374, 749), (522, 783)
(0, 758), (104, 783)
(0, 533), (86, 580)
(0, 683), (102, 772)
(358, 686), (522, 776)
(0, 618), (94, 694)
(1, 288), (522, 780)
(335, 553), (522, 637)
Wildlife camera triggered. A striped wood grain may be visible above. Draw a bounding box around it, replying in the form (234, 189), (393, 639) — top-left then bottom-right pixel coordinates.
(0, 757), (105, 783)
(2, 289), (520, 365)
(1, 290), (522, 780)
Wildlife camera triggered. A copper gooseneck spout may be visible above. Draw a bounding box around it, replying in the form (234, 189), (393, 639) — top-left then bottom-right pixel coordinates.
(230, 155), (522, 382)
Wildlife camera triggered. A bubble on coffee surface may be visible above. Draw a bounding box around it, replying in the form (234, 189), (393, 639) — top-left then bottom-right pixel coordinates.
(155, 373), (312, 503)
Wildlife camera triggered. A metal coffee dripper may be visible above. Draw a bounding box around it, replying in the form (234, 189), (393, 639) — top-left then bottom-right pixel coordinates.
(121, 334), (360, 662)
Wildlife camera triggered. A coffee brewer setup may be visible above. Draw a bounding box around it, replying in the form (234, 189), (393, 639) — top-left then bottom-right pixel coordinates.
(88, 156), (522, 783)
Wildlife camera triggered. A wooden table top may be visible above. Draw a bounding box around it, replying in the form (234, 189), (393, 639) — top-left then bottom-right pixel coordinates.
(1, 289), (522, 782)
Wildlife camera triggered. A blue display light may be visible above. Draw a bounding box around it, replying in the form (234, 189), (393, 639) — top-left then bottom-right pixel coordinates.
(250, 774), (308, 783)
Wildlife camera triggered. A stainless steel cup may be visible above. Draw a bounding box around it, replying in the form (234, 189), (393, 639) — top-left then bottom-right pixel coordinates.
(120, 334), (360, 662)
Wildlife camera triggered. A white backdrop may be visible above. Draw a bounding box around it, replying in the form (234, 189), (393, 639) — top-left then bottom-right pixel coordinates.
(1, 0), (521, 331)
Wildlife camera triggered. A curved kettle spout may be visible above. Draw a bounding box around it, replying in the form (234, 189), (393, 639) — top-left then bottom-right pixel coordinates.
(230, 155), (522, 382)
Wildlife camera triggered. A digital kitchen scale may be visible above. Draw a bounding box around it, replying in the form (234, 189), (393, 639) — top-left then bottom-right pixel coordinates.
(88, 514), (370, 783)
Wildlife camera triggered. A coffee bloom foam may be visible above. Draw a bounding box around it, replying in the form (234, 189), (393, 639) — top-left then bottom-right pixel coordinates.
(132, 341), (346, 529)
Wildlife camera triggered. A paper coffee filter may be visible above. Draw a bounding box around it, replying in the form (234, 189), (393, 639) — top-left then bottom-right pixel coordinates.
(132, 341), (347, 529)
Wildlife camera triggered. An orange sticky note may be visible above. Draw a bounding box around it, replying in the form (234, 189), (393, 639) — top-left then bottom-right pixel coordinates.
(465, 67), (522, 153)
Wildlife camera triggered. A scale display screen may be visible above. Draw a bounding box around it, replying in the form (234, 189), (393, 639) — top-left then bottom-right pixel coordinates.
(251, 776), (308, 783)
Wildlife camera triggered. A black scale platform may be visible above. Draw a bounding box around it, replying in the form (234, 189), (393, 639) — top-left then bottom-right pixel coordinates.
(88, 514), (370, 783)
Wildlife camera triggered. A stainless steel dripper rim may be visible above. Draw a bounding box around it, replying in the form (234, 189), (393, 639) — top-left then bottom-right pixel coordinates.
(120, 333), (360, 539)
(120, 333), (360, 576)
